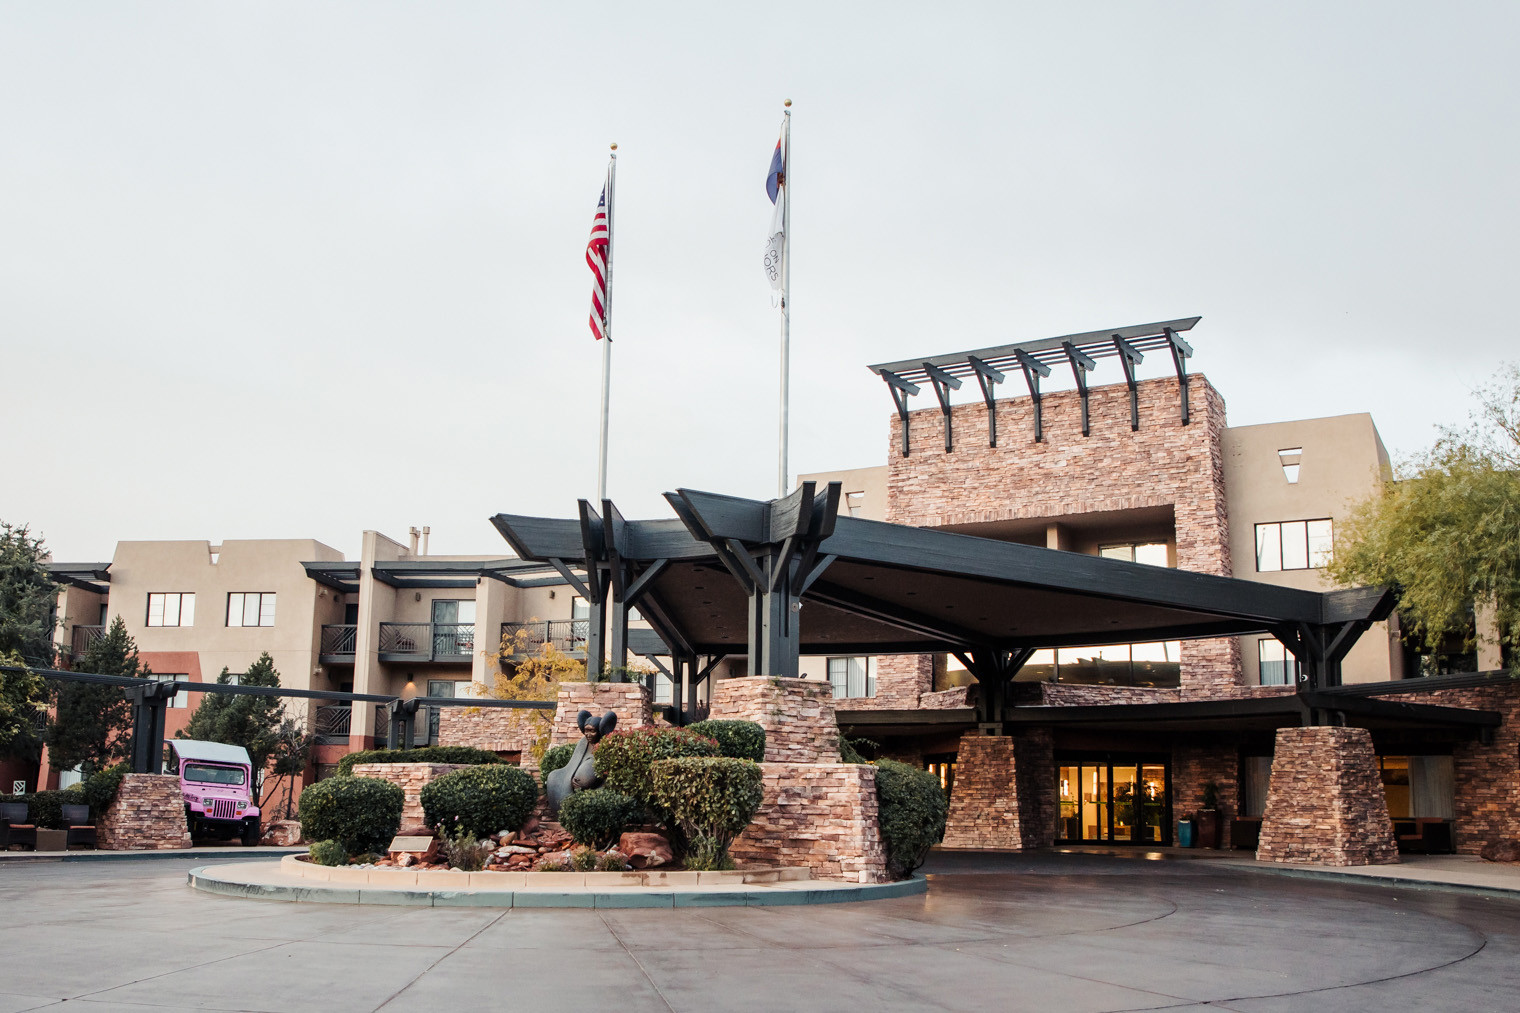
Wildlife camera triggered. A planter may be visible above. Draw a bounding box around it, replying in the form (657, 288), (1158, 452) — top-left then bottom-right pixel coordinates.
(34, 829), (67, 852)
(1177, 821), (1195, 848)
(1196, 809), (1221, 849)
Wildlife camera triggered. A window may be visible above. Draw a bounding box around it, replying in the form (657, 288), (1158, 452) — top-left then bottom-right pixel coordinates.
(827, 657), (875, 698)
(1255, 519), (1333, 572)
(571, 597), (590, 620)
(227, 592), (276, 627)
(149, 673), (189, 709)
(1278, 447), (1302, 484)
(1031, 641), (1183, 687)
(1099, 542), (1169, 566)
(845, 491), (866, 517)
(653, 671), (675, 705)
(146, 593), (195, 627)
(1257, 639), (1301, 686)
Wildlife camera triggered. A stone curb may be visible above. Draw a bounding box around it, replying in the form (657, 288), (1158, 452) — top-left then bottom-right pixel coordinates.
(0, 847), (306, 864)
(1220, 860), (1520, 901)
(186, 864), (927, 908)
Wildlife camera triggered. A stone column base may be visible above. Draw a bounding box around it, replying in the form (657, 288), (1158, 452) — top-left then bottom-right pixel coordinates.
(942, 730), (1053, 850)
(729, 761), (887, 883)
(97, 774), (192, 850)
(708, 677), (840, 763)
(550, 683), (652, 746)
(350, 763), (470, 828)
(1257, 726), (1399, 866)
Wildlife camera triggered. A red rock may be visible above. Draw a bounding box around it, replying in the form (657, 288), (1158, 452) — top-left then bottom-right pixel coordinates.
(619, 832), (673, 869)
(259, 819), (304, 847)
(1481, 841), (1520, 862)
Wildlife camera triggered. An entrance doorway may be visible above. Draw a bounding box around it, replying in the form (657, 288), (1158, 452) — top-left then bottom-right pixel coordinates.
(1056, 759), (1170, 845)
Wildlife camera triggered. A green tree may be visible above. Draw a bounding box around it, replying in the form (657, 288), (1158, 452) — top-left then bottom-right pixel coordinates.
(1328, 364), (1520, 662)
(267, 717), (315, 818)
(48, 617), (144, 773)
(178, 653), (286, 803)
(0, 522), (57, 762)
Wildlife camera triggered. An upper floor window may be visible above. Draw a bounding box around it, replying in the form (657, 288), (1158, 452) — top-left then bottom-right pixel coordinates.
(827, 657), (875, 699)
(1099, 542), (1169, 567)
(146, 592), (195, 627)
(148, 673), (189, 709)
(1278, 448), (1302, 484)
(227, 592), (276, 627)
(1255, 519), (1333, 572)
(845, 491), (866, 517)
(1257, 638), (1301, 686)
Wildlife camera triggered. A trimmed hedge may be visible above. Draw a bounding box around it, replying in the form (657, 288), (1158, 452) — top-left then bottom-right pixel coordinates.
(558, 788), (642, 850)
(650, 757), (763, 871)
(873, 759), (948, 879)
(594, 727), (720, 806)
(298, 776), (403, 854)
(420, 764), (537, 839)
(308, 839), (347, 866)
(685, 720), (765, 762)
(0, 764), (130, 828)
(539, 743), (575, 784)
(336, 745), (502, 777)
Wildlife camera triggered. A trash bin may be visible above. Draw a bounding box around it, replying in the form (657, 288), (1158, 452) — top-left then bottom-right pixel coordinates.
(1177, 820), (1196, 848)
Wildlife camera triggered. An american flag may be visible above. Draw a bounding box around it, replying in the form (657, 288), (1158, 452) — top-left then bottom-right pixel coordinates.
(586, 185), (610, 340)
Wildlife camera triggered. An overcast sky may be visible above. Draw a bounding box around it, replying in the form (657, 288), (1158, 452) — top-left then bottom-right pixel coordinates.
(4, 3), (1516, 563)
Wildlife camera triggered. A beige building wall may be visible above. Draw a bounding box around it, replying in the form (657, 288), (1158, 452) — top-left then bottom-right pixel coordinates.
(1221, 413), (1396, 684)
(796, 465), (890, 522)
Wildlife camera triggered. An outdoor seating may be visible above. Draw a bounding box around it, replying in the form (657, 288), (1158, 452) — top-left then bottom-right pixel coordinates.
(62, 804), (97, 850)
(0, 802), (37, 851)
(1394, 817), (1454, 855)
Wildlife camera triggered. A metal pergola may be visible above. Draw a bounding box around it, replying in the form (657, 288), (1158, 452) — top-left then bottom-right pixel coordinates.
(491, 481), (1397, 730)
(867, 316), (1200, 452)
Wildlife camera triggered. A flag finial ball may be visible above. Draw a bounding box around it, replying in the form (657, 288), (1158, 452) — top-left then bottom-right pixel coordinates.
(784, 99), (792, 107)
(610, 142), (618, 151)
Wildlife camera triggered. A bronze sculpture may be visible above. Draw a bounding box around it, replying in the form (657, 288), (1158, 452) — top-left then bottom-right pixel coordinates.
(545, 709), (617, 817)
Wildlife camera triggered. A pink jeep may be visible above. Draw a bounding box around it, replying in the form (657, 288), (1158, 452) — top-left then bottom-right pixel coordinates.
(169, 740), (262, 846)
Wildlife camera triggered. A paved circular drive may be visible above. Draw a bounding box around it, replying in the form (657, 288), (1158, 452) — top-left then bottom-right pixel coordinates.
(2, 851), (1518, 1012)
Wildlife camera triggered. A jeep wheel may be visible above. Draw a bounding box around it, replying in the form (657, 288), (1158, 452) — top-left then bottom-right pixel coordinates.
(241, 821), (262, 847)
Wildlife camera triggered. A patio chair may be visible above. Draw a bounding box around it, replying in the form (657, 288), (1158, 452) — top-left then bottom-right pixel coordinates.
(0, 802), (37, 851)
(61, 804), (96, 850)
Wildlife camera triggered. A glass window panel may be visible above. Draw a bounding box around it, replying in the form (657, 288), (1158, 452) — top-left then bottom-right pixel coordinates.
(147, 594), (164, 627)
(827, 658), (847, 699)
(1282, 463), (1301, 483)
(163, 594), (181, 628)
(866, 661), (877, 698)
(1307, 519), (1334, 568)
(1281, 521), (1309, 570)
(846, 657), (866, 698)
(1380, 756), (1411, 819)
(456, 600), (477, 625)
(1099, 545), (1134, 561)
(1021, 649), (1057, 682)
(227, 593), (244, 627)
(179, 593), (194, 627)
(1259, 638), (1288, 685)
(1134, 543), (1169, 567)
(1057, 766), (1079, 841)
(1139, 764), (1167, 843)
(571, 597), (590, 619)
(243, 594), (262, 627)
(1255, 523), (1282, 572)
(258, 593), (276, 627)
(1111, 766), (1137, 841)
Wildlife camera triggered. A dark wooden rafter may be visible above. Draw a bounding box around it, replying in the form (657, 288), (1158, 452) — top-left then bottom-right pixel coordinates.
(967, 356), (1005, 447)
(922, 361), (962, 452)
(880, 370), (921, 456)
(1062, 341), (1096, 437)
(1013, 349), (1050, 443)
(1165, 327), (1193, 425)
(1112, 334), (1145, 431)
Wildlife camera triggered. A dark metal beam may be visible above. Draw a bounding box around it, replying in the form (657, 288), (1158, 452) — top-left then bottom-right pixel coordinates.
(879, 370), (921, 456)
(868, 316), (1201, 378)
(1063, 341), (1096, 437)
(922, 361), (962, 452)
(1165, 327), (1192, 426)
(968, 355), (1004, 448)
(1014, 349), (1050, 443)
(804, 580), (993, 649)
(1113, 334), (1144, 431)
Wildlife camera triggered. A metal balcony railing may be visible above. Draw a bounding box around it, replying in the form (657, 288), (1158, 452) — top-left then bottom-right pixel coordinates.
(71, 625), (104, 660)
(313, 703), (352, 745)
(377, 622), (474, 662)
(500, 619), (589, 656)
(320, 624), (357, 657)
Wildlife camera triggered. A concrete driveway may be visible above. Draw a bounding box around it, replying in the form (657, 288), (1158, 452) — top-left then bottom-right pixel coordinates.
(2, 851), (1518, 1012)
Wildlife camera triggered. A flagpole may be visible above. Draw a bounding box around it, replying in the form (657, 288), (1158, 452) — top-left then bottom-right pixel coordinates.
(777, 100), (792, 499)
(598, 143), (617, 503)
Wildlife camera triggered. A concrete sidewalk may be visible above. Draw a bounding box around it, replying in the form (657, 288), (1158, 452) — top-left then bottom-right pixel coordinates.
(0, 845), (304, 864)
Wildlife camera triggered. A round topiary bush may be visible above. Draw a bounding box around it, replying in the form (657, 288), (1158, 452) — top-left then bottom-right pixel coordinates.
(308, 839), (348, 866)
(539, 743), (575, 784)
(420, 764), (537, 839)
(685, 719), (766, 762)
(336, 745), (502, 777)
(872, 759), (948, 879)
(558, 788), (643, 850)
(298, 776), (403, 855)
(650, 756), (764, 871)
(595, 726), (720, 807)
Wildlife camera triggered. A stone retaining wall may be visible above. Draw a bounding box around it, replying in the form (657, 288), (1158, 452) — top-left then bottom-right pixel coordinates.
(97, 774), (191, 850)
(351, 763), (469, 829)
(942, 730), (1054, 850)
(1257, 726), (1398, 866)
(709, 676), (839, 763)
(438, 706), (540, 756)
(550, 683), (651, 746)
(729, 761), (888, 883)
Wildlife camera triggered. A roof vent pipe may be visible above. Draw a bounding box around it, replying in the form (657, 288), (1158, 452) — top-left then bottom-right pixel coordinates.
(408, 527), (420, 554)
(421, 526), (430, 556)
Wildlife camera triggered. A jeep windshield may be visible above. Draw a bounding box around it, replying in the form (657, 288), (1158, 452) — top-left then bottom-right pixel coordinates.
(184, 763), (246, 786)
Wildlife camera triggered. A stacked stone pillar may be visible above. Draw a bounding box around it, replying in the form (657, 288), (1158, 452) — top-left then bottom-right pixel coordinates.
(941, 729), (1054, 850)
(350, 763), (470, 828)
(97, 773), (192, 850)
(1257, 726), (1398, 866)
(549, 682), (652, 746)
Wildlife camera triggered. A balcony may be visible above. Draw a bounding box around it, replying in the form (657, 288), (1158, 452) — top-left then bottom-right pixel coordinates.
(314, 703), (351, 745)
(70, 625), (104, 661)
(319, 624), (357, 663)
(378, 622), (475, 663)
(501, 619), (589, 658)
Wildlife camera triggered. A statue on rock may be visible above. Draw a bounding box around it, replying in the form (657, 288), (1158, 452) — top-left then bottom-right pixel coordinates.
(545, 709), (617, 817)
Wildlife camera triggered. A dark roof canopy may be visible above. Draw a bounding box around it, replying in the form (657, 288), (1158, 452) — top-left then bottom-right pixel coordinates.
(301, 558), (574, 594)
(491, 487), (1393, 659)
(44, 562), (111, 594)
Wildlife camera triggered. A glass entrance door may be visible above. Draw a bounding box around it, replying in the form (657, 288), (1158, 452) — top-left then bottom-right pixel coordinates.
(1057, 759), (1170, 845)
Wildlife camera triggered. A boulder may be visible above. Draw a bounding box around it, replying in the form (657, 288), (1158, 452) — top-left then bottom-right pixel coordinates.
(259, 820), (304, 847)
(1480, 841), (1520, 863)
(619, 831), (673, 869)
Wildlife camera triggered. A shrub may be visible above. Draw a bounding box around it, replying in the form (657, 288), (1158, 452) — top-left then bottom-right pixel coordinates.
(873, 759), (948, 879)
(420, 764), (537, 838)
(596, 849), (630, 872)
(298, 776), (403, 854)
(595, 727), (720, 807)
(27, 788), (85, 829)
(79, 763), (128, 817)
(558, 788), (642, 850)
(650, 757), (763, 871)
(308, 839), (347, 866)
(539, 743), (575, 783)
(686, 720), (765, 762)
(336, 745), (502, 777)
(570, 846), (599, 871)
(838, 735), (876, 764)
(438, 823), (494, 871)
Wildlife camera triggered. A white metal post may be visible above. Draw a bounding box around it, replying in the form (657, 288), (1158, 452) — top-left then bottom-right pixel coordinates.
(597, 144), (617, 502)
(777, 101), (792, 499)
